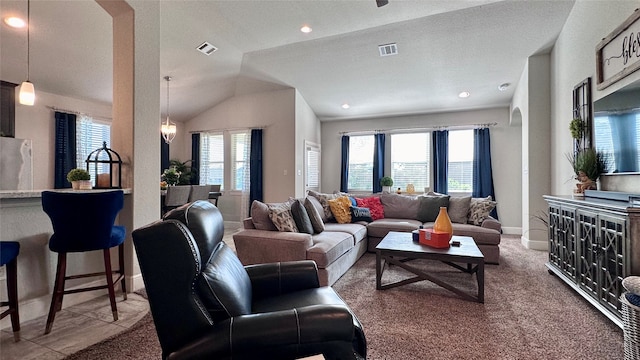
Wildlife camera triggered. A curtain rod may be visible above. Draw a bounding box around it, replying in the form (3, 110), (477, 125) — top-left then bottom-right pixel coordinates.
(46, 106), (112, 122)
(339, 122), (497, 136)
(189, 125), (268, 134)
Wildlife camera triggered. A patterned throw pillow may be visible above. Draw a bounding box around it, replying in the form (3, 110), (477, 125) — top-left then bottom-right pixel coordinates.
(303, 197), (325, 233)
(267, 202), (298, 232)
(328, 196), (352, 224)
(351, 206), (373, 222)
(355, 196), (385, 220)
(467, 196), (497, 226)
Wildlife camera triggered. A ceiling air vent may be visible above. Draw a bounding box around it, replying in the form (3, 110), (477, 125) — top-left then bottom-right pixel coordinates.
(378, 43), (398, 57)
(196, 41), (218, 56)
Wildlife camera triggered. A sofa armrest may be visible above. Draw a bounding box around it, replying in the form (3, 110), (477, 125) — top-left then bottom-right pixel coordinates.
(233, 229), (314, 265)
(242, 217), (256, 229)
(245, 260), (320, 299)
(481, 216), (502, 233)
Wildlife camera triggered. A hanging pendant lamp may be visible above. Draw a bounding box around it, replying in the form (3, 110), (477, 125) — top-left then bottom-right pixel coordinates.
(161, 76), (176, 144)
(19, 0), (35, 106)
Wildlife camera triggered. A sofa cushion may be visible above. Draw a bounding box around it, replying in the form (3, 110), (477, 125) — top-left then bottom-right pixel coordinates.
(250, 200), (278, 231)
(355, 196), (384, 220)
(468, 196), (497, 226)
(268, 202), (298, 232)
(380, 193), (421, 219)
(323, 223), (368, 245)
(197, 243), (252, 321)
(308, 190), (342, 222)
(366, 219), (423, 238)
(291, 199), (314, 234)
(303, 197), (325, 234)
(351, 206), (373, 222)
(417, 195), (450, 222)
(451, 223), (501, 245)
(448, 196), (472, 223)
(307, 231), (354, 268)
(328, 196), (352, 224)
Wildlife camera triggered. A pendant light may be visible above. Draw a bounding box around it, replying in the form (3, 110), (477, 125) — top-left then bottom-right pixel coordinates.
(19, 0), (35, 106)
(161, 76), (176, 144)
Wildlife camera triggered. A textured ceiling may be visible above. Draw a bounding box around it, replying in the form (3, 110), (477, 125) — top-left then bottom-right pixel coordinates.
(0, 0), (576, 122)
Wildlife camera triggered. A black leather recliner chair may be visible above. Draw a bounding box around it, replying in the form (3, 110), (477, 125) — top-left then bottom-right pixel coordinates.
(132, 201), (367, 360)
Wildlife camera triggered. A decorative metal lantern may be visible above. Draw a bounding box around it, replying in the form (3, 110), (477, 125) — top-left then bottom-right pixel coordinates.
(86, 141), (122, 189)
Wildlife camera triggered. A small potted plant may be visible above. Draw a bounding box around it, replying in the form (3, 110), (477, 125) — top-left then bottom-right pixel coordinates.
(161, 167), (181, 186)
(67, 168), (92, 190)
(566, 148), (608, 195)
(380, 176), (394, 193)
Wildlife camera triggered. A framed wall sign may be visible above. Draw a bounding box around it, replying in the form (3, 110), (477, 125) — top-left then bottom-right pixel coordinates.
(596, 8), (640, 90)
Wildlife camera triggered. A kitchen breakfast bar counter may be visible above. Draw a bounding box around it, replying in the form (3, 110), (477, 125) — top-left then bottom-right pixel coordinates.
(0, 189), (132, 330)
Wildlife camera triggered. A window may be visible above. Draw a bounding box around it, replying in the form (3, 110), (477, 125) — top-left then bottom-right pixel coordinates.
(76, 115), (110, 183)
(231, 131), (250, 191)
(348, 135), (374, 191)
(200, 132), (224, 189)
(391, 133), (430, 192)
(305, 141), (320, 192)
(448, 130), (474, 192)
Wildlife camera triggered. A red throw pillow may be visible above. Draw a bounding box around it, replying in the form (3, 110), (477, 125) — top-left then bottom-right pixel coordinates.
(355, 196), (384, 220)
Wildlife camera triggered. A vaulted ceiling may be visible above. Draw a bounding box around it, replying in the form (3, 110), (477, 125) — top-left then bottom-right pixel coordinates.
(0, 0), (575, 122)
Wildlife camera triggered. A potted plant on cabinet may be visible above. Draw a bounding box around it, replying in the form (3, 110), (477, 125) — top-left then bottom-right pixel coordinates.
(380, 176), (393, 193)
(67, 168), (92, 190)
(567, 148), (607, 195)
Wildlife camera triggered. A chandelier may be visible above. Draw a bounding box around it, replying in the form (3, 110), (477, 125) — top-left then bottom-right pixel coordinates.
(161, 75), (176, 144)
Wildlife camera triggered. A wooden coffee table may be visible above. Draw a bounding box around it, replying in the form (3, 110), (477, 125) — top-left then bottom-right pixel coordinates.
(376, 231), (485, 303)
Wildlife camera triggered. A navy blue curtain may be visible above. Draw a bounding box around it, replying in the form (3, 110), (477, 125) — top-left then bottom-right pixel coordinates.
(340, 135), (349, 193)
(190, 133), (200, 184)
(161, 135), (169, 174)
(473, 128), (498, 219)
(373, 133), (385, 193)
(54, 112), (77, 189)
(250, 129), (263, 206)
(432, 130), (448, 194)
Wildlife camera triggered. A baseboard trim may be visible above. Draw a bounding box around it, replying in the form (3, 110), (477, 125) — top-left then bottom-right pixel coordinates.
(502, 227), (522, 235)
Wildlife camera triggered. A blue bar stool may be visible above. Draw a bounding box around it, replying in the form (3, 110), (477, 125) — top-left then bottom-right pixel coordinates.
(41, 190), (127, 335)
(0, 241), (20, 342)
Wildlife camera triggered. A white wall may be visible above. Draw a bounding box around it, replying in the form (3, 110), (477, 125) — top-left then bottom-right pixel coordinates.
(320, 108), (523, 233)
(14, 90), (112, 190)
(185, 88), (297, 220)
(295, 90), (322, 198)
(550, 0), (640, 195)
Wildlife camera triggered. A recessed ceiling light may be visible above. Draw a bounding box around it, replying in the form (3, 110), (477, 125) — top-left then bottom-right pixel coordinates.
(458, 91), (470, 98)
(300, 25), (312, 33)
(498, 83), (510, 91)
(4, 17), (26, 28)
(341, 103), (350, 109)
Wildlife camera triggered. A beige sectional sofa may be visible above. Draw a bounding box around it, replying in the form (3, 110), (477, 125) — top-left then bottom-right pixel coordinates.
(233, 192), (501, 286)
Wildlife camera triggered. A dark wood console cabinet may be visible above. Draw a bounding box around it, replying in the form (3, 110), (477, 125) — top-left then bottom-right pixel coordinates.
(544, 195), (640, 328)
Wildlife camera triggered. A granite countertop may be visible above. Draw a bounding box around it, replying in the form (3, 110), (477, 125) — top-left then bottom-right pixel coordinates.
(0, 188), (132, 199)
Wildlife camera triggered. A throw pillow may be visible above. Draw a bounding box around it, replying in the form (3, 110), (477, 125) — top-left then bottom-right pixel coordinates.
(268, 202), (298, 232)
(197, 243), (252, 321)
(303, 197), (325, 233)
(291, 199), (314, 234)
(351, 206), (373, 222)
(417, 195), (450, 223)
(328, 196), (352, 224)
(448, 196), (472, 224)
(308, 190), (342, 222)
(249, 200), (278, 231)
(355, 196), (384, 220)
(468, 196), (497, 226)
(380, 193), (421, 219)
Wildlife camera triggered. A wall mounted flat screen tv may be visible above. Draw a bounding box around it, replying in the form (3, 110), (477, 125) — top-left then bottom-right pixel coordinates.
(593, 81), (640, 174)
